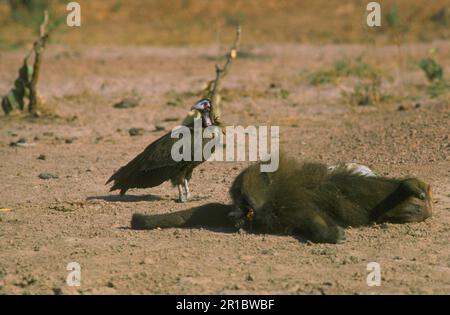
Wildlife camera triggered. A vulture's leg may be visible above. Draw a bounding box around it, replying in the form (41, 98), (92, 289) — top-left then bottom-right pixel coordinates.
(182, 179), (209, 202)
(184, 179), (191, 200)
(178, 184), (188, 203)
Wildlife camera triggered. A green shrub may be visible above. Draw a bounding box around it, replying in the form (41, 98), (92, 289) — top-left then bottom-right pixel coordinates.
(348, 78), (383, 106)
(418, 58), (443, 82)
(308, 70), (336, 86)
(385, 6), (401, 28)
(427, 81), (449, 98)
(308, 57), (381, 86)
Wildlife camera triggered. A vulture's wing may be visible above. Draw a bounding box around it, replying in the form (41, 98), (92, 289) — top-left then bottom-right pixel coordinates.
(106, 126), (194, 193)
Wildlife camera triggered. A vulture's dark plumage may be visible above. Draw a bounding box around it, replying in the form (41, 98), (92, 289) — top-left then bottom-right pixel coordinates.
(106, 99), (220, 202)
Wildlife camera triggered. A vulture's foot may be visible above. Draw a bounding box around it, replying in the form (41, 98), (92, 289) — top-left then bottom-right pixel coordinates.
(177, 196), (188, 203)
(187, 195), (210, 202)
(176, 195), (210, 203)
(176, 180), (210, 202)
(177, 184), (189, 203)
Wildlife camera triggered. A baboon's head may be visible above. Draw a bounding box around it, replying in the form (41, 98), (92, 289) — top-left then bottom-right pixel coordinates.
(191, 99), (214, 126)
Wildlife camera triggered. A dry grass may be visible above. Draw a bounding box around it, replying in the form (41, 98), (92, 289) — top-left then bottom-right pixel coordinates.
(1, 0), (449, 48)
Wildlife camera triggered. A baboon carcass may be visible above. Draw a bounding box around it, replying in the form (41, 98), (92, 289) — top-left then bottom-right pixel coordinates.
(228, 157), (432, 243)
(131, 156), (432, 243)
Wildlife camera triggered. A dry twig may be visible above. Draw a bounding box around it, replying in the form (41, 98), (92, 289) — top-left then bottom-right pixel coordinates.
(29, 10), (49, 113)
(183, 25), (241, 126)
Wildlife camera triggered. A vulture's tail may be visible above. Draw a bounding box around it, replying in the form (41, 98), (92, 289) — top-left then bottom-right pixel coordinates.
(106, 153), (147, 194)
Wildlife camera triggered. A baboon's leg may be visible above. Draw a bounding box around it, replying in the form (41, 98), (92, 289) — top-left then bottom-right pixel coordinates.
(280, 208), (345, 244)
(131, 203), (235, 230)
(371, 178), (432, 223)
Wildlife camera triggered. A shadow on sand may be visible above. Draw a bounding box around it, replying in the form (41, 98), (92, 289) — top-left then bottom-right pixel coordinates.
(87, 194), (162, 203)
(131, 202), (240, 233)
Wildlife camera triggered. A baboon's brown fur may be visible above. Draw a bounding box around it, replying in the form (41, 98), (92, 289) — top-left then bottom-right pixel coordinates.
(131, 156), (432, 243)
(228, 156), (432, 243)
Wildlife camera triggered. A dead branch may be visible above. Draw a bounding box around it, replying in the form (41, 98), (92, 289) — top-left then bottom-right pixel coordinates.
(206, 25), (241, 102)
(182, 26), (241, 126)
(28, 10), (49, 113)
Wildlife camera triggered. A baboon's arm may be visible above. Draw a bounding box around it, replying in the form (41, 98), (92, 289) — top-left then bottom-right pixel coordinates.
(278, 206), (345, 244)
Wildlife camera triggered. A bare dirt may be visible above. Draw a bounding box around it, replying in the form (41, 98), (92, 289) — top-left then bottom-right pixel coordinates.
(0, 42), (449, 294)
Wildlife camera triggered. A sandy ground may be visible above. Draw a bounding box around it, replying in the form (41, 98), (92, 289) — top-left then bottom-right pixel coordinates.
(0, 42), (449, 294)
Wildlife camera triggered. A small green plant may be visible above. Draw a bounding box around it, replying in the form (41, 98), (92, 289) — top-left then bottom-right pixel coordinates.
(267, 83), (290, 99)
(279, 89), (290, 99)
(9, 0), (48, 25)
(430, 8), (449, 26)
(1, 59), (33, 114)
(308, 70), (335, 86)
(111, 0), (122, 12)
(427, 81), (449, 98)
(224, 12), (246, 27)
(348, 79), (383, 106)
(8, 0), (34, 11)
(335, 58), (379, 79)
(308, 57), (381, 86)
(2, 10), (49, 115)
(385, 5), (401, 28)
(7, 0), (65, 36)
(418, 49), (448, 98)
(418, 58), (443, 82)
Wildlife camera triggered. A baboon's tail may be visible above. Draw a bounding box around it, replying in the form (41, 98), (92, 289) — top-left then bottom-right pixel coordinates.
(131, 203), (236, 230)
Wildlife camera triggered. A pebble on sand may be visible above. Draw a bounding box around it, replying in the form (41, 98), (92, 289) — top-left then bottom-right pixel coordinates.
(129, 128), (145, 136)
(38, 172), (59, 180)
(114, 98), (140, 109)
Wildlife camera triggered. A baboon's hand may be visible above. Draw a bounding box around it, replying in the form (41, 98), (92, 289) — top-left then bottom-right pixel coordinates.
(324, 226), (346, 244)
(401, 179), (428, 200)
(334, 226), (346, 244)
(228, 207), (246, 228)
(308, 225), (346, 244)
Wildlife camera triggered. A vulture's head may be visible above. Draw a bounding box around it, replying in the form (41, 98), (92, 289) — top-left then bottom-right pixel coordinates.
(191, 99), (214, 126)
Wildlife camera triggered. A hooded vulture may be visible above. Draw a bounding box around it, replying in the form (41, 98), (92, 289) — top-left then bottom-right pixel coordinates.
(106, 99), (220, 202)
